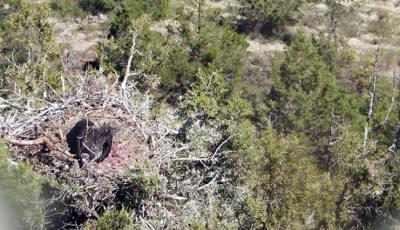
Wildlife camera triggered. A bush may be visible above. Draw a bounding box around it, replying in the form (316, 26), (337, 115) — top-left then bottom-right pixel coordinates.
(100, 14), (167, 81)
(50, 0), (85, 17)
(109, 0), (169, 35)
(268, 31), (365, 138)
(116, 173), (160, 212)
(0, 0), (22, 28)
(78, 0), (118, 15)
(102, 3), (247, 98)
(50, 0), (118, 17)
(88, 208), (135, 230)
(237, 0), (306, 35)
(1, 2), (62, 98)
(0, 140), (47, 229)
(159, 7), (248, 94)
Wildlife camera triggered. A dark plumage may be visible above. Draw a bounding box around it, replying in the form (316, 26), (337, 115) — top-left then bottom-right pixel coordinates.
(93, 123), (113, 163)
(66, 119), (113, 167)
(66, 119), (94, 155)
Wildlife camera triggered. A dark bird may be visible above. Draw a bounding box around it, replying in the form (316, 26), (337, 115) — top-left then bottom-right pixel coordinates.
(66, 119), (113, 167)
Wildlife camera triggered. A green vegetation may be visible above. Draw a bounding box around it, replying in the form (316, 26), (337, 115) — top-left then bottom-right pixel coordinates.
(0, 140), (46, 229)
(49, 0), (85, 17)
(50, 0), (119, 17)
(238, 0), (306, 35)
(87, 208), (136, 230)
(1, 2), (62, 99)
(269, 31), (365, 137)
(101, 1), (246, 96)
(159, 7), (248, 92)
(51, 0), (169, 18)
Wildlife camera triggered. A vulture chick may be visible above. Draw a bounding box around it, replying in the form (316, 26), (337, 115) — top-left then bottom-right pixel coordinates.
(66, 119), (113, 167)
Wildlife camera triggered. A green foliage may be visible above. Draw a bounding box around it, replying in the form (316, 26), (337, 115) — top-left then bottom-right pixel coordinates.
(125, 0), (169, 20)
(78, 0), (118, 14)
(103, 4), (247, 96)
(1, 2), (62, 98)
(217, 30), (395, 229)
(183, 67), (253, 124)
(190, 220), (207, 230)
(87, 208), (135, 230)
(238, 0), (306, 35)
(50, 0), (119, 17)
(0, 0), (22, 29)
(227, 125), (338, 229)
(269, 31), (365, 138)
(117, 172), (160, 211)
(0, 140), (47, 229)
(226, 119), (261, 180)
(49, 0), (85, 17)
(100, 14), (167, 82)
(159, 7), (248, 92)
(185, 68), (228, 118)
(108, 0), (168, 36)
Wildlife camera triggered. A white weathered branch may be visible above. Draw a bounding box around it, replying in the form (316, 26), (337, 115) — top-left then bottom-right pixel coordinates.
(122, 32), (138, 90)
(210, 136), (231, 161)
(363, 38), (382, 155)
(381, 67), (399, 126)
(3, 136), (75, 157)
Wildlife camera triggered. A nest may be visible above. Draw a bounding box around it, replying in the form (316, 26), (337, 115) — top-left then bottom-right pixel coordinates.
(0, 74), (155, 226)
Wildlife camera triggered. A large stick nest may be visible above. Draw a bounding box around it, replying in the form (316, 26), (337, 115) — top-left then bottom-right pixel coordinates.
(0, 73), (162, 225)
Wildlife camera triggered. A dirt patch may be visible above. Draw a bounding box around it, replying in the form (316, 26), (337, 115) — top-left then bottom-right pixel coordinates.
(205, 0), (238, 9)
(49, 15), (107, 74)
(247, 38), (286, 55)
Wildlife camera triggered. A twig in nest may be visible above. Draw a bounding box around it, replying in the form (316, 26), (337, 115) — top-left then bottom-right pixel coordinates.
(59, 128), (65, 141)
(3, 136), (53, 150)
(3, 136), (76, 157)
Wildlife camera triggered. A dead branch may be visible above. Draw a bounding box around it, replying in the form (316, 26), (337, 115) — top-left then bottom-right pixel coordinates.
(0, 97), (40, 112)
(159, 194), (188, 201)
(173, 157), (208, 162)
(122, 32), (138, 90)
(363, 37), (382, 155)
(3, 136), (76, 157)
(210, 136), (231, 161)
(3, 136), (54, 149)
(140, 217), (156, 230)
(197, 172), (220, 191)
(381, 67), (399, 126)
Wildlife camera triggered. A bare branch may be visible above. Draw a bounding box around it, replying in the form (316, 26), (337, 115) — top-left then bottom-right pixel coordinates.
(363, 37), (382, 155)
(381, 67), (399, 126)
(3, 136), (76, 157)
(173, 157), (208, 162)
(210, 136), (231, 161)
(3, 136), (54, 149)
(159, 194), (188, 201)
(122, 32), (138, 90)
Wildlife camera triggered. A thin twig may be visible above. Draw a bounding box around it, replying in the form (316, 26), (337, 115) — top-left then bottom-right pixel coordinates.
(210, 136), (231, 161)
